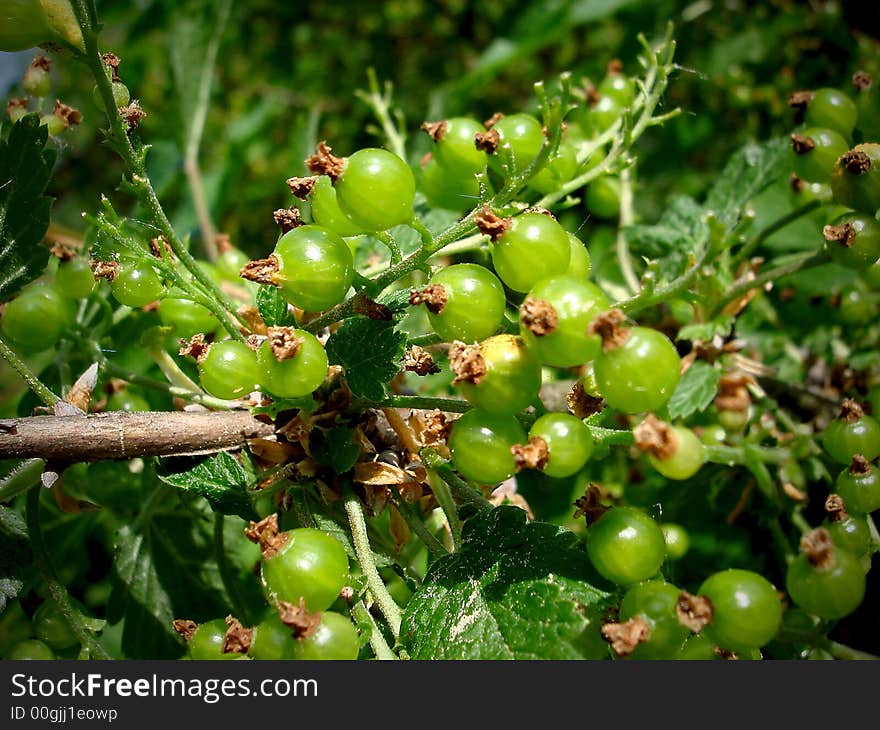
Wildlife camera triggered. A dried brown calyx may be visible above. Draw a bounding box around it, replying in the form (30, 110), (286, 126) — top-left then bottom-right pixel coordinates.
(588, 309), (631, 352)
(715, 372), (752, 412)
(223, 616), (253, 654)
(676, 591), (713, 632)
(606, 58), (624, 75)
(119, 102), (146, 130)
(790, 133), (815, 155)
(305, 141), (346, 181)
(801, 527), (835, 570)
(484, 112), (505, 129)
(633, 414), (678, 461)
(474, 205), (510, 239)
(266, 326), (303, 362)
(53, 100), (82, 128)
(824, 493), (848, 523)
(853, 70), (873, 91)
(90, 260), (119, 282)
(511, 436), (550, 471)
(101, 52), (122, 81)
(286, 176), (318, 200)
(49, 241), (76, 261)
(179, 333), (210, 363)
(520, 297), (558, 336)
(240, 254), (281, 286)
(172, 619), (198, 642)
(421, 410), (452, 446)
(601, 617), (650, 657)
(277, 598), (321, 640)
(566, 380), (605, 419)
(448, 341), (487, 385)
(420, 120), (448, 142)
(573, 483), (609, 525)
(29, 55), (52, 74)
(274, 207), (302, 234)
(787, 90), (814, 123)
(474, 128), (500, 154)
(823, 222), (856, 248)
(840, 149), (871, 175)
(409, 284), (448, 314)
(403, 345), (440, 376)
(849, 454), (871, 476)
(839, 398), (865, 423)
(584, 81), (601, 106)
(789, 173), (805, 194)
(243, 513), (289, 559)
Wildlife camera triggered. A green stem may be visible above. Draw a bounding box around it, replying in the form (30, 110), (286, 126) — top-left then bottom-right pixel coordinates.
(375, 231), (403, 265)
(71, 6), (244, 342)
(711, 251), (831, 318)
(426, 471), (462, 551)
(0, 459), (45, 502)
(393, 498), (448, 558)
(615, 167), (639, 293)
(343, 488), (403, 639)
(585, 425), (634, 448)
(375, 394), (471, 413)
(425, 460), (492, 511)
(826, 640), (879, 661)
(733, 199), (825, 265)
(26, 487), (111, 659)
(357, 68), (407, 161)
(214, 513), (256, 625)
(0, 334), (60, 407)
(616, 241), (713, 316)
(351, 601), (397, 660)
(704, 444), (789, 466)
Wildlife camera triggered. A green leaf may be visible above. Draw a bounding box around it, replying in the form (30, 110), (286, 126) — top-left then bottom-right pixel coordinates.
(625, 196), (707, 281)
(667, 361), (721, 421)
(678, 316), (735, 343)
(251, 395), (317, 420)
(0, 115), (55, 303)
(703, 137), (788, 229)
(0, 505), (31, 612)
(625, 196), (707, 259)
(158, 452), (258, 520)
(108, 491), (230, 659)
(169, 0), (233, 152)
(401, 506), (614, 659)
(256, 285), (294, 327)
(310, 426), (361, 474)
(325, 317), (407, 401)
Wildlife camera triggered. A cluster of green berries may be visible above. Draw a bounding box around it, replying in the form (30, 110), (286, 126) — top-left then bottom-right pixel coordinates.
(182, 517), (359, 661)
(787, 77), (880, 310)
(6, 55), (84, 136)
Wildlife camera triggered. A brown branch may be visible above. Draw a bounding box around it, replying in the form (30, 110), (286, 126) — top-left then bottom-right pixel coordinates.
(0, 411), (273, 462)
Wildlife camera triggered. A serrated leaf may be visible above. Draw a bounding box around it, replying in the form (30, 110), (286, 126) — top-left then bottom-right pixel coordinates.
(310, 426), (361, 474)
(256, 285), (294, 327)
(108, 491), (231, 659)
(0, 115), (55, 302)
(325, 318), (407, 401)
(158, 451), (257, 520)
(625, 196), (707, 259)
(704, 137), (788, 229)
(401, 506), (614, 659)
(667, 361), (721, 421)
(0, 505), (31, 612)
(677, 316), (735, 343)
